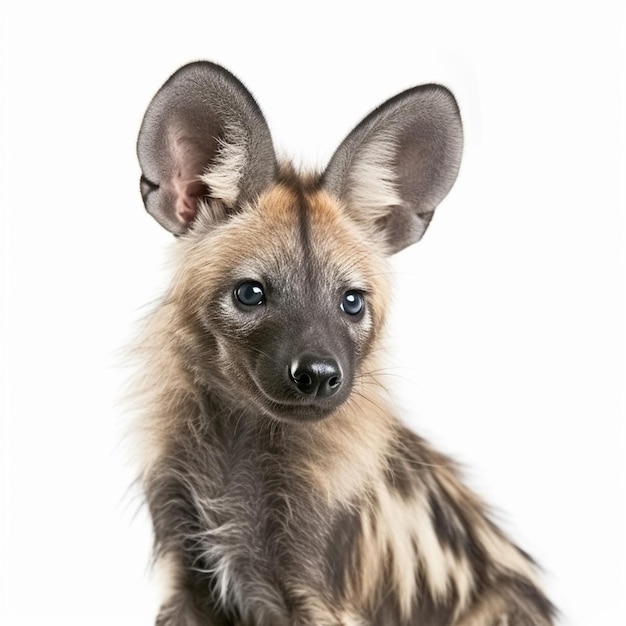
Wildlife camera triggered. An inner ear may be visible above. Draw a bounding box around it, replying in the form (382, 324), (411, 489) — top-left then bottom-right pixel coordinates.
(173, 178), (209, 226)
(374, 205), (434, 251)
(138, 100), (225, 234)
(166, 127), (218, 227)
(166, 128), (218, 228)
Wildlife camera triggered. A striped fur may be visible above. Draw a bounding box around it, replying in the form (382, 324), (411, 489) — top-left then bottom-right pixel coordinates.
(133, 63), (555, 625)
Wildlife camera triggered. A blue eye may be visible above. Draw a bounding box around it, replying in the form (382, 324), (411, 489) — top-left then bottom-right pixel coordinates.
(235, 281), (265, 307)
(341, 290), (364, 316)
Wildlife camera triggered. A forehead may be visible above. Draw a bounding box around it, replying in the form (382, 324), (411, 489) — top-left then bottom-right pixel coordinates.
(175, 176), (392, 313)
(225, 181), (376, 289)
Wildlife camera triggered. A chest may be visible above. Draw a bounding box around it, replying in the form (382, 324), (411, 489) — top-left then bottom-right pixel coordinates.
(178, 440), (338, 622)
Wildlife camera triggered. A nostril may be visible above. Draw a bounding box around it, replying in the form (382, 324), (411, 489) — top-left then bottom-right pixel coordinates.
(290, 354), (343, 398)
(295, 372), (312, 388)
(290, 361), (314, 393)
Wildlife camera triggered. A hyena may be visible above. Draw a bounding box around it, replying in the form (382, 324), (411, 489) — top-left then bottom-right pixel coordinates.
(134, 61), (555, 626)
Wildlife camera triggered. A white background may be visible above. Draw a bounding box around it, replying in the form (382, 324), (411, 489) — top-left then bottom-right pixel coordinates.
(1, 1), (624, 625)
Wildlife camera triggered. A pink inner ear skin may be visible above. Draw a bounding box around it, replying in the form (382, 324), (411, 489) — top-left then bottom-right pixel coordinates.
(174, 178), (206, 225)
(168, 127), (216, 226)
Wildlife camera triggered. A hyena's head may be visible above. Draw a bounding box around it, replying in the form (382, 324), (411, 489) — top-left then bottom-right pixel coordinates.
(137, 62), (462, 423)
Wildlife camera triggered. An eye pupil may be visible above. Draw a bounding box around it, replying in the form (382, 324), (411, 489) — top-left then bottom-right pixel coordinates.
(235, 281), (265, 306)
(341, 290), (364, 316)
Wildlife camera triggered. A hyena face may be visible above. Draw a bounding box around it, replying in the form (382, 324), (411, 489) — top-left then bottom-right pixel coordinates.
(168, 179), (390, 423)
(138, 61), (463, 423)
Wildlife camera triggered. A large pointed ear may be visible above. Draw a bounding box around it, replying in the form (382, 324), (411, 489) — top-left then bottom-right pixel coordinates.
(137, 62), (278, 234)
(322, 85), (463, 254)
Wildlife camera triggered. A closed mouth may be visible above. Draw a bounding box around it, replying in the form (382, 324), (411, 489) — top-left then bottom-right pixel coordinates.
(250, 376), (345, 422)
(264, 398), (338, 423)
(245, 359), (352, 422)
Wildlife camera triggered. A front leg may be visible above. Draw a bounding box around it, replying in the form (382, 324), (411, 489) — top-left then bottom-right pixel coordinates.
(156, 591), (231, 626)
(155, 552), (233, 626)
(455, 578), (554, 626)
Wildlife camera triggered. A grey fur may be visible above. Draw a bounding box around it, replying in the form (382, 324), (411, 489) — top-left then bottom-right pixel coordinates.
(133, 62), (555, 626)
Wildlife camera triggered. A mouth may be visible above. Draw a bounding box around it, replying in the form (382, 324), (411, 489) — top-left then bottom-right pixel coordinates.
(262, 398), (340, 423)
(250, 373), (349, 423)
(241, 348), (354, 423)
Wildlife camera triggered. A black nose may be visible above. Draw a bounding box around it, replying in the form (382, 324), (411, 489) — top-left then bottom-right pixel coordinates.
(289, 354), (343, 398)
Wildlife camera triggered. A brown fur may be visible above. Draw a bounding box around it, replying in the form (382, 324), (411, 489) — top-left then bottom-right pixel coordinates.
(133, 62), (555, 625)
